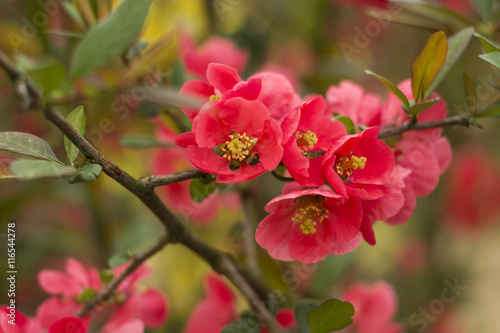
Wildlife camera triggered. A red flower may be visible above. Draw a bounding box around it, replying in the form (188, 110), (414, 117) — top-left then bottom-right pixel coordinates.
(48, 317), (88, 333)
(326, 80), (382, 127)
(323, 127), (395, 199)
(181, 34), (249, 80)
(260, 309), (296, 333)
(281, 96), (346, 187)
(341, 282), (402, 333)
(183, 273), (237, 333)
(179, 97), (283, 183)
(256, 188), (362, 263)
(0, 306), (30, 333)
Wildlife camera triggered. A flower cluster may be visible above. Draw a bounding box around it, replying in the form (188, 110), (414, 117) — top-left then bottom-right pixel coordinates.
(175, 60), (451, 263)
(1, 258), (168, 333)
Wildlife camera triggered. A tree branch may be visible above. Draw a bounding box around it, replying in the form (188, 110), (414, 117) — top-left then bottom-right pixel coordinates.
(377, 115), (471, 139)
(77, 234), (170, 317)
(140, 168), (207, 188)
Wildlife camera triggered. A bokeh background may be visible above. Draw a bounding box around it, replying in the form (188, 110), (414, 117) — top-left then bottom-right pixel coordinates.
(1, 0), (500, 332)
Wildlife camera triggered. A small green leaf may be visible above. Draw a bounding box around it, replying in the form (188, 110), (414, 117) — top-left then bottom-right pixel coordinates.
(170, 60), (186, 88)
(0, 132), (62, 164)
(70, 0), (152, 79)
(69, 164), (102, 184)
(333, 115), (356, 134)
(11, 159), (77, 180)
(61, 1), (86, 29)
(479, 52), (500, 71)
(222, 310), (262, 333)
(77, 288), (97, 303)
(0, 156), (17, 179)
(108, 252), (131, 268)
(426, 27), (474, 99)
(409, 98), (440, 117)
(477, 106), (500, 118)
(365, 70), (410, 110)
(474, 32), (500, 53)
(307, 299), (355, 333)
(119, 136), (171, 149)
(467, 117), (484, 129)
(100, 269), (115, 284)
(295, 299), (321, 333)
(27, 60), (67, 95)
(463, 73), (477, 116)
(471, 0), (495, 21)
(189, 178), (216, 203)
(64, 106), (87, 165)
(411, 31), (448, 102)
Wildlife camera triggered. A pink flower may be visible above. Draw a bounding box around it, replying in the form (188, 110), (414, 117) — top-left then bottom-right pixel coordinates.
(326, 80), (382, 127)
(281, 96), (347, 187)
(48, 317), (88, 333)
(256, 188), (362, 263)
(181, 34), (249, 80)
(36, 298), (80, 329)
(260, 309), (296, 333)
(179, 63), (261, 121)
(183, 273), (237, 333)
(1, 306), (29, 333)
(443, 148), (500, 231)
(323, 127), (395, 199)
(341, 282), (402, 333)
(179, 97), (283, 183)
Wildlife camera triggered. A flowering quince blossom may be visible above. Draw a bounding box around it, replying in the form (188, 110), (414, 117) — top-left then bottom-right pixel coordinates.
(181, 34), (249, 80)
(341, 282), (402, 333)
(281, 95), (347, 187)
(178, 97), (283, 183)
(256, 187), (363, 263)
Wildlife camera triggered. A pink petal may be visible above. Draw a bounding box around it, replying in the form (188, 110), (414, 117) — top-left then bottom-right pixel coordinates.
(102, 318), (145, 333)
(179, 80), (215, 121)
(36, 297), (80, 329)
(222, 77), (262, 101)
(329, 232), (363, 255)
(255, 206), (296, 262)
(137, 289), (169, 328)
(218, 98), (269, 137)
(206, 63), (241, 94)
(1, 311), (25, 333)
(38, 270), (80, 298)
(0, 306), (29, 332)
(175, 131), (197, 148)
(326, 196), (363, 243)
(48, 317), (87, 333)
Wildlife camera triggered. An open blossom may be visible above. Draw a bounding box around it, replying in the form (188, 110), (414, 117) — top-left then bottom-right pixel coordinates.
(178, 97), (283, 183)
(281, 95), (346, 187)
(181, 34), (249, 80)
(341, 282), (402, 333)
(323, 127), (395, 199)
(256, 187), (362, 263)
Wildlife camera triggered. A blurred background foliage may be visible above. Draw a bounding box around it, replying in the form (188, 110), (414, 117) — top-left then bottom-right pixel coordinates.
(1, 0), (500, 332)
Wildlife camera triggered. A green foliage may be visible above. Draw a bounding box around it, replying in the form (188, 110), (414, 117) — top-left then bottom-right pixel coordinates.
(0, 132), (63, 164)
(411, 31), (448, 103)
(474, 32), (500, 53)
(295, 299), (321, 333)
(333, 115), (356, 134)
(10, 159), (76, 180)
(222, 310), (262, 333)
(119, 136), (171, 149)
(307, 299), (355, 333)
(64, 106), (87, 165)
(189, 178), (216, 203)
(108, 251), (131, 268)
(365, 70), (409, 110)
(426, 27), (474, 99)
(69, 164), (102, 184)
(479, 52), (500, 71)
(26, 59), (67, 96)
(100, 269), (115, 284)
(471, 0), (495, 22)
(77, 288), (97, 303)
(463, 73), (477, 116)
(70, 0), (152, 79)
(409, 98), (441, 117)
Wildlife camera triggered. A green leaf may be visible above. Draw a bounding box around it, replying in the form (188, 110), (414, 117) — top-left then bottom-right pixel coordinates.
(189, 178), (216, 203)
(365, 70), (410, 110)
(170, 59), (186, 88)
(0, 156), (16, 179)
(477, 106), (500, 118)
(119, 136), (171, 149)
(70, 0), (152, 79)
(222, 310), (262, 333)
(463, 72), (477, 116)
(474, 32), (500, 53)
(471, 0), (495, 21)
(425, 27), (474, 99)
(0, 132), (63, 164)
(100, 269), (115, 284)
(295, 299), (321, 333)
(307, 299), (355, 333)
(77, 288), (97, 303)
(479, 52), (500, 71)
(108, 251), (131, 268)
(467, 117), (484, 129)
(11, 159), (77, 180)
(61, 1), (86, 29)
(69, 164), (102, 184)
(332, 115), (356, 134)
(411, 31), (448, 102)
(409, 98), (440, 117)
(27, 60), (67, 95)
(64, 106), (87, 165)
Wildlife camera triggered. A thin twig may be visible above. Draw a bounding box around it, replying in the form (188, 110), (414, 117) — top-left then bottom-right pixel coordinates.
(377, 115), (471, 139)
(140, 168), (207, 188)
(77, 234), (170, 316)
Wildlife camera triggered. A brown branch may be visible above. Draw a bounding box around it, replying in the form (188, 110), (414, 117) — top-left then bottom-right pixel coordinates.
(77, 234), (170, 316)
(140, 168), (208, 188)
(0, 49), (283, 332)
(377, 115), (471, 139)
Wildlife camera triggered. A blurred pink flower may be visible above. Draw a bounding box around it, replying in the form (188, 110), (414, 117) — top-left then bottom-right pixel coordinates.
(181, 34), (249, 80)
(341, 282), (402, 333)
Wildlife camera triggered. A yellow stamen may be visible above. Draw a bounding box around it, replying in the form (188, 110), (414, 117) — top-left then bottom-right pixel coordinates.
(291, 196), (329, 235)
(334, 152), (367, 177)
(221, 132), (254, 162)
(295, 130), (318, 153)
(209, 94), (221, 101)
